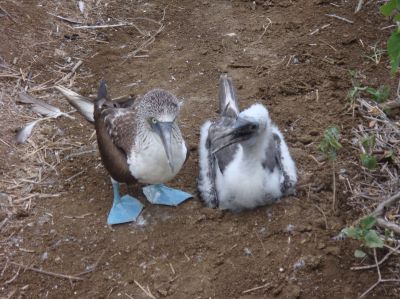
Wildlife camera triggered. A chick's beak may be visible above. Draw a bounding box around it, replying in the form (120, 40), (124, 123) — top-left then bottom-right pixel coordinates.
(211, 117), (259, 154)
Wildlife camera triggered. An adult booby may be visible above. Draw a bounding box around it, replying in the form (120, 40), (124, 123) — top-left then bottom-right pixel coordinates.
(57, 80), (191, 224)
(198, 74), (297, 211)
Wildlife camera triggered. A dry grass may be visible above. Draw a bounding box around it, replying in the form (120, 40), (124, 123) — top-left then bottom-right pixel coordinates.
(349, 98), (400, 224)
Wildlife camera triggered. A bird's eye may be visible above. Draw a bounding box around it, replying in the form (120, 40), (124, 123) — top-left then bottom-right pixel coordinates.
(151, 117), (157, 124)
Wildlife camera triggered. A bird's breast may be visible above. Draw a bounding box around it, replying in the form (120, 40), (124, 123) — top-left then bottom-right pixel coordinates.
(127, 134), (186, 184)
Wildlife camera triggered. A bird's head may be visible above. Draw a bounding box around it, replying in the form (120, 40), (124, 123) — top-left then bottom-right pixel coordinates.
(210, 104), (271, 153)
(140, 89), (182, 172)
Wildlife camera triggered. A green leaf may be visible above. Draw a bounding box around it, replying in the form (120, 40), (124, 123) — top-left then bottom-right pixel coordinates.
(361, 135), (376, 151)
(360, 216), (376, 230)
(342, 227), (361, 239)
(366, 86), (390, 103)
(388, 30), (400, 74)
(364, 230), (384, 248)
(380, 0), (397, 17)
(354, 249), (367, 258)
(319, 126), (342, 161)
(360, 153), (378, 170)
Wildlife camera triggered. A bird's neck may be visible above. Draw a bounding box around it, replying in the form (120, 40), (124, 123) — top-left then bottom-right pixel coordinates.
(241, 129), (271, 162)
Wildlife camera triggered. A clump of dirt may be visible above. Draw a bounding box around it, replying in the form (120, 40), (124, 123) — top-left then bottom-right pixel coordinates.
(1, 1), (399, 298)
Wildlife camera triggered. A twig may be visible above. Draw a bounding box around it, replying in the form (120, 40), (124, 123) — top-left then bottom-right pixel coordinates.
(255, 231), (266, 252)
(313, 204), (328, 230)
(4, 266), (20, 284)
(326, 14), (354, 24)
(359, 249), (400, 298)
(351, 245), (400, 271)
(134, 280), (156, 299)
(242, 282), (271, 294)
(73, 23), (129, 29)
(47, 12), (84, 25)
(65, 170), (85, 182)
(0, 4), (17, 23)
(9, 262), (84, 281)
(355, 0), (364, 14)
(123, 8), (166, 61)
(249, 18), (272, 45)
(75, 250), (105, 276)
(64, 213), (91, 219)
(370, 191), (400, 234)
(332, 161), (336, 211)
(55, 60), (83, 84)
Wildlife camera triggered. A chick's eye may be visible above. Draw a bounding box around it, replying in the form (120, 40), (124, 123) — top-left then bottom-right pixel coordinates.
(151, 117), (157, 124)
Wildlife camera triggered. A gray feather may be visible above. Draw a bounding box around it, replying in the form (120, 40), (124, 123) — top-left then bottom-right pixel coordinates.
(16, 120), (40, 144)
(55, 86), (95, 123)
(18, 93), (72, 119)
(219, 74), (239, 118)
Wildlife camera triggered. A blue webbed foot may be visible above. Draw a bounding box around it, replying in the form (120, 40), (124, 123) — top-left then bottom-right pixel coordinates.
(107, 180), (144, 225)
(142, 184), (192, 206)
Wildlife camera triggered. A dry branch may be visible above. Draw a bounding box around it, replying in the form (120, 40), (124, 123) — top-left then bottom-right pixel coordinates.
(10, 262), (84, 281)
(371, 192), (400, 234)
(351, 244), (400, 271)
(355, 0), (364, 14)
(47, 12), (84, 25)
(359, 249), (400, 298)
(326, 14), (354, 24)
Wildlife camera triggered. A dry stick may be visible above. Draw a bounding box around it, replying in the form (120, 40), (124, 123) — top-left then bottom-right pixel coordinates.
(9, 262), (84, 281)
(47, 12), (84, 25)
(255, 231), (266, 252)
(134, 280), (156, 299)
(371, 191), (400, 234)
(313, 204), (328, 230)
(359, 249), (400, 298)
(75, 250), (105, 276)
(326, 14), (354, 24)
(249, 18), (272, 46)
(4, 266), (20, 284)
(355, 0), (364, 14)
(73, 23), (129, 29)
(242, 283), (271, 294)
(123, 8), (166, 61)
(55, 60), (83, 84)
(0, 4), (17, 23)
(332, 161), (336, 211)
(351, 244), (400, 271)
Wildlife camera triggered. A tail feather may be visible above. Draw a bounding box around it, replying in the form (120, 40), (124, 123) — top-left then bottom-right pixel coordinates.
(55, 86), (94, 123)
(219, 74), (239, 118)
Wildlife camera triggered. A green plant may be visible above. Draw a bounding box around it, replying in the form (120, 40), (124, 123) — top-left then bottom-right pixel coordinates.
(319, 126), (342, 211)
(360, 153), (378, 170)
(365, 85), (390, 103)
(360, 134), (378, 170)
(381, 0), (400, 73)
(318, 126), (343, 161)
(343, 216), (384, 258)
(364, 44), (385, 64)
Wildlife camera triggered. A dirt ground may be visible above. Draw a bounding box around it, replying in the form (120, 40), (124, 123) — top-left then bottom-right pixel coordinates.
(1, 0), (399, 298)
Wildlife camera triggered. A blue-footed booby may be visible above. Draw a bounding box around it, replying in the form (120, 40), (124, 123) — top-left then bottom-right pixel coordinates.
(198, 74), (297, 211)
(57, 80), (191, 225)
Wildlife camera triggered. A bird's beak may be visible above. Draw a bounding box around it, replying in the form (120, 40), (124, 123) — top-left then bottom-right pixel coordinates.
(211, 117), (259, 154)
(155, 122), (174, 172)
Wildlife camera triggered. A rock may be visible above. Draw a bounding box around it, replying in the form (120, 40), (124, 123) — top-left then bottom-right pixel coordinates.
(284, 284), (301, 299)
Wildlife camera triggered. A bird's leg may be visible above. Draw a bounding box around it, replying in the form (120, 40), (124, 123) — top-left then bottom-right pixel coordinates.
(142, 184), (192, 206)
(107, 178), (144, 225)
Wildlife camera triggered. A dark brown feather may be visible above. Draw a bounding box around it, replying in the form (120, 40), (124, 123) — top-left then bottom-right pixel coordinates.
(94, 82), (138, 184)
